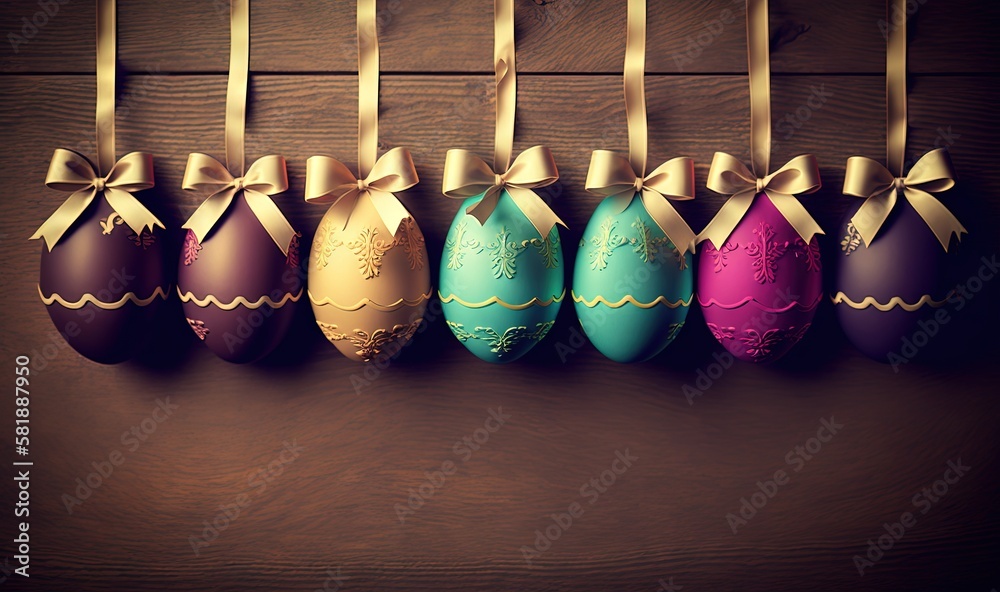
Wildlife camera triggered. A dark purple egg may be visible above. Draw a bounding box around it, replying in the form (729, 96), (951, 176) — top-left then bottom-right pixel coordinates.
(834, 197), (963, 362)
(177, 193), (301, 364)
(39, 196), (167, 364)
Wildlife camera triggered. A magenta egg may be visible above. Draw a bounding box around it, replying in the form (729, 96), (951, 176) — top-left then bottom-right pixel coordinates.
(697, 193), (822, 362)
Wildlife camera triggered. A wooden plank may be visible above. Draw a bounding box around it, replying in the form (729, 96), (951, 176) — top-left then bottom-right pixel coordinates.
(0, 73), (998, 590)
(1, 0), (998, 74)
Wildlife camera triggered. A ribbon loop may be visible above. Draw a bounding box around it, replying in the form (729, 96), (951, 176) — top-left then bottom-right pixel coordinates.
(31, 149), (161, 251)
(181, 153), (295, 255)
(443, 145), (564, 239)
(305, 147), (419, 236)
(843, 148), (965, 250)
(699, 151), (823, 248)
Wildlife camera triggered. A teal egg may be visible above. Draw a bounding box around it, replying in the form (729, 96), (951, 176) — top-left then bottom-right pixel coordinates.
(439, 190), (564, 363)
(572, 195), (693, 362)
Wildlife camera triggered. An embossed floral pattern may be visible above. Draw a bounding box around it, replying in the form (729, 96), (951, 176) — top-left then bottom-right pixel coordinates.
(446, 320), (555, 358)
(317, 319), (423, 361)
(706, 323), (811, 362)
(186, 318), (209, 340)
(522, 228), (560, 270)
(744, 222), (788, 284)
(445, 221), (482, 271)
(395, 217), (426, 271)
(589, 217), (629, 271)
(286, 232), (301, 267)
(182, 230), (202, 265)
(312, 219), (343, 270)
(128, 229), (156, 249)
(348, 227), (394, 279)
(488, 226), (528, 279)
(841, 222), (862, 255)
(793, 237), (821, 272)
(707, 241), (738, 273)
(100, 212), (124, 235)
(706, 323), (736, 342)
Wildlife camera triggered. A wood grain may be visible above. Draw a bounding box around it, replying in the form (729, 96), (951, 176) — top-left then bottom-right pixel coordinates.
(1, 0), (998, 74)
(1, 1), (999, 591)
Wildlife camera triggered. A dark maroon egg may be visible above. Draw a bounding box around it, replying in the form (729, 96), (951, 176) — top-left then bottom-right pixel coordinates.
(834, 197), (963, 362)
(177, 193), (301, 364)
(39, 196), (167, 364)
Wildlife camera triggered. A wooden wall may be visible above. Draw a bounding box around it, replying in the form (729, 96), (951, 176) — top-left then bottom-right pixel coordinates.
(1, 1), (998, 590)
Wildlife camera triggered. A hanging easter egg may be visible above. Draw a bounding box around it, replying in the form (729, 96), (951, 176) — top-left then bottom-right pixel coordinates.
(572, 196), (692, 362)
(697, 193), (822, 363)
(833, 198), (963, 361)
(38, 194), (167, 364)
(440, 191), (564, 363)
(177, 194), (301, 364)
(309, 195), (430, 362)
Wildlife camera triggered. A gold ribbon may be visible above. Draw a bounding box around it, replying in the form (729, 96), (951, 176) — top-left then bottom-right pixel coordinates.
(305, 148), (418, 235)
(304, 0), (417, 236)
(181, 0), (296, 256)
(443, 146), (564, 239)
(584, 0), (696, 255)
(841, 0), (965, 251)
(31, 149), (162, 251)
(31, 0), (164, 251)
(181, 153), (295, 255)
(440, 0), (564, 238)
(844, 149), (965, 250)
(697, 0), (823, 248)
(586, 152), (696, 255)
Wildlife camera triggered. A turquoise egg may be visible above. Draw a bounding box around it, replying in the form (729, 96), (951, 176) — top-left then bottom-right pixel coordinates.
(439, 190), (564, 363)
(572, 195), (693, 362)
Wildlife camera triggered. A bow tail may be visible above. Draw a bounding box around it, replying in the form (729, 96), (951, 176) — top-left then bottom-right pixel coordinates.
(30, 187), (97, 251)
(905, 188), (968, 250)
(850, 190), (896, 248)
(640, 189), (697, 256)
(697, 189), (756, 248)
(181, 187), (238, 244)
(767, 191), (825, 245)
(243, 189), (297, 256)
(367, 189), (412, 237)
(104, 187), (165, 237)
(506, 186), (565, 239)
(464, 186), (503, 227)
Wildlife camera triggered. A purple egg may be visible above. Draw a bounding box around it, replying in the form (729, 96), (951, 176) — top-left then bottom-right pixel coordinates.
(834, 197), (962, 361)
(177, 194), (301, 364)
(697, 193), (822, 363)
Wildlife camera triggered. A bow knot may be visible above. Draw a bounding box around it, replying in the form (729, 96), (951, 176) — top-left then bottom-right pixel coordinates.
(697, 151), (824, 248)
(442, 145), (565, 239)
(181, 152), (296, 255)
(305, 146), (419, 236)
(585, 150), (697, 255)
(30, 148), (162, 251)
(843, 148), (965, 251)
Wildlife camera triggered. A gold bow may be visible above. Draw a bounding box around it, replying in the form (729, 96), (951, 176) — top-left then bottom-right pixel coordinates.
(586, 151), (696, 255)
(443, 145), (565, 239)
(31, 149), (162, 251)
(844, 149), (965, 250)
(698, 152), (823, 248)
(181, 153), (296, 255)
(305, 147), (419, 236)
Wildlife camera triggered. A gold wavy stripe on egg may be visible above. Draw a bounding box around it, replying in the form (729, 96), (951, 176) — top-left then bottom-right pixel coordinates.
(437, 288), (566, 310)
(571, 291), (693, 310)
(830, 291), (954, 312)
(38, 284), (169, 310)
(308, 289), (433, 312)
(176, 287), (304, 310)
